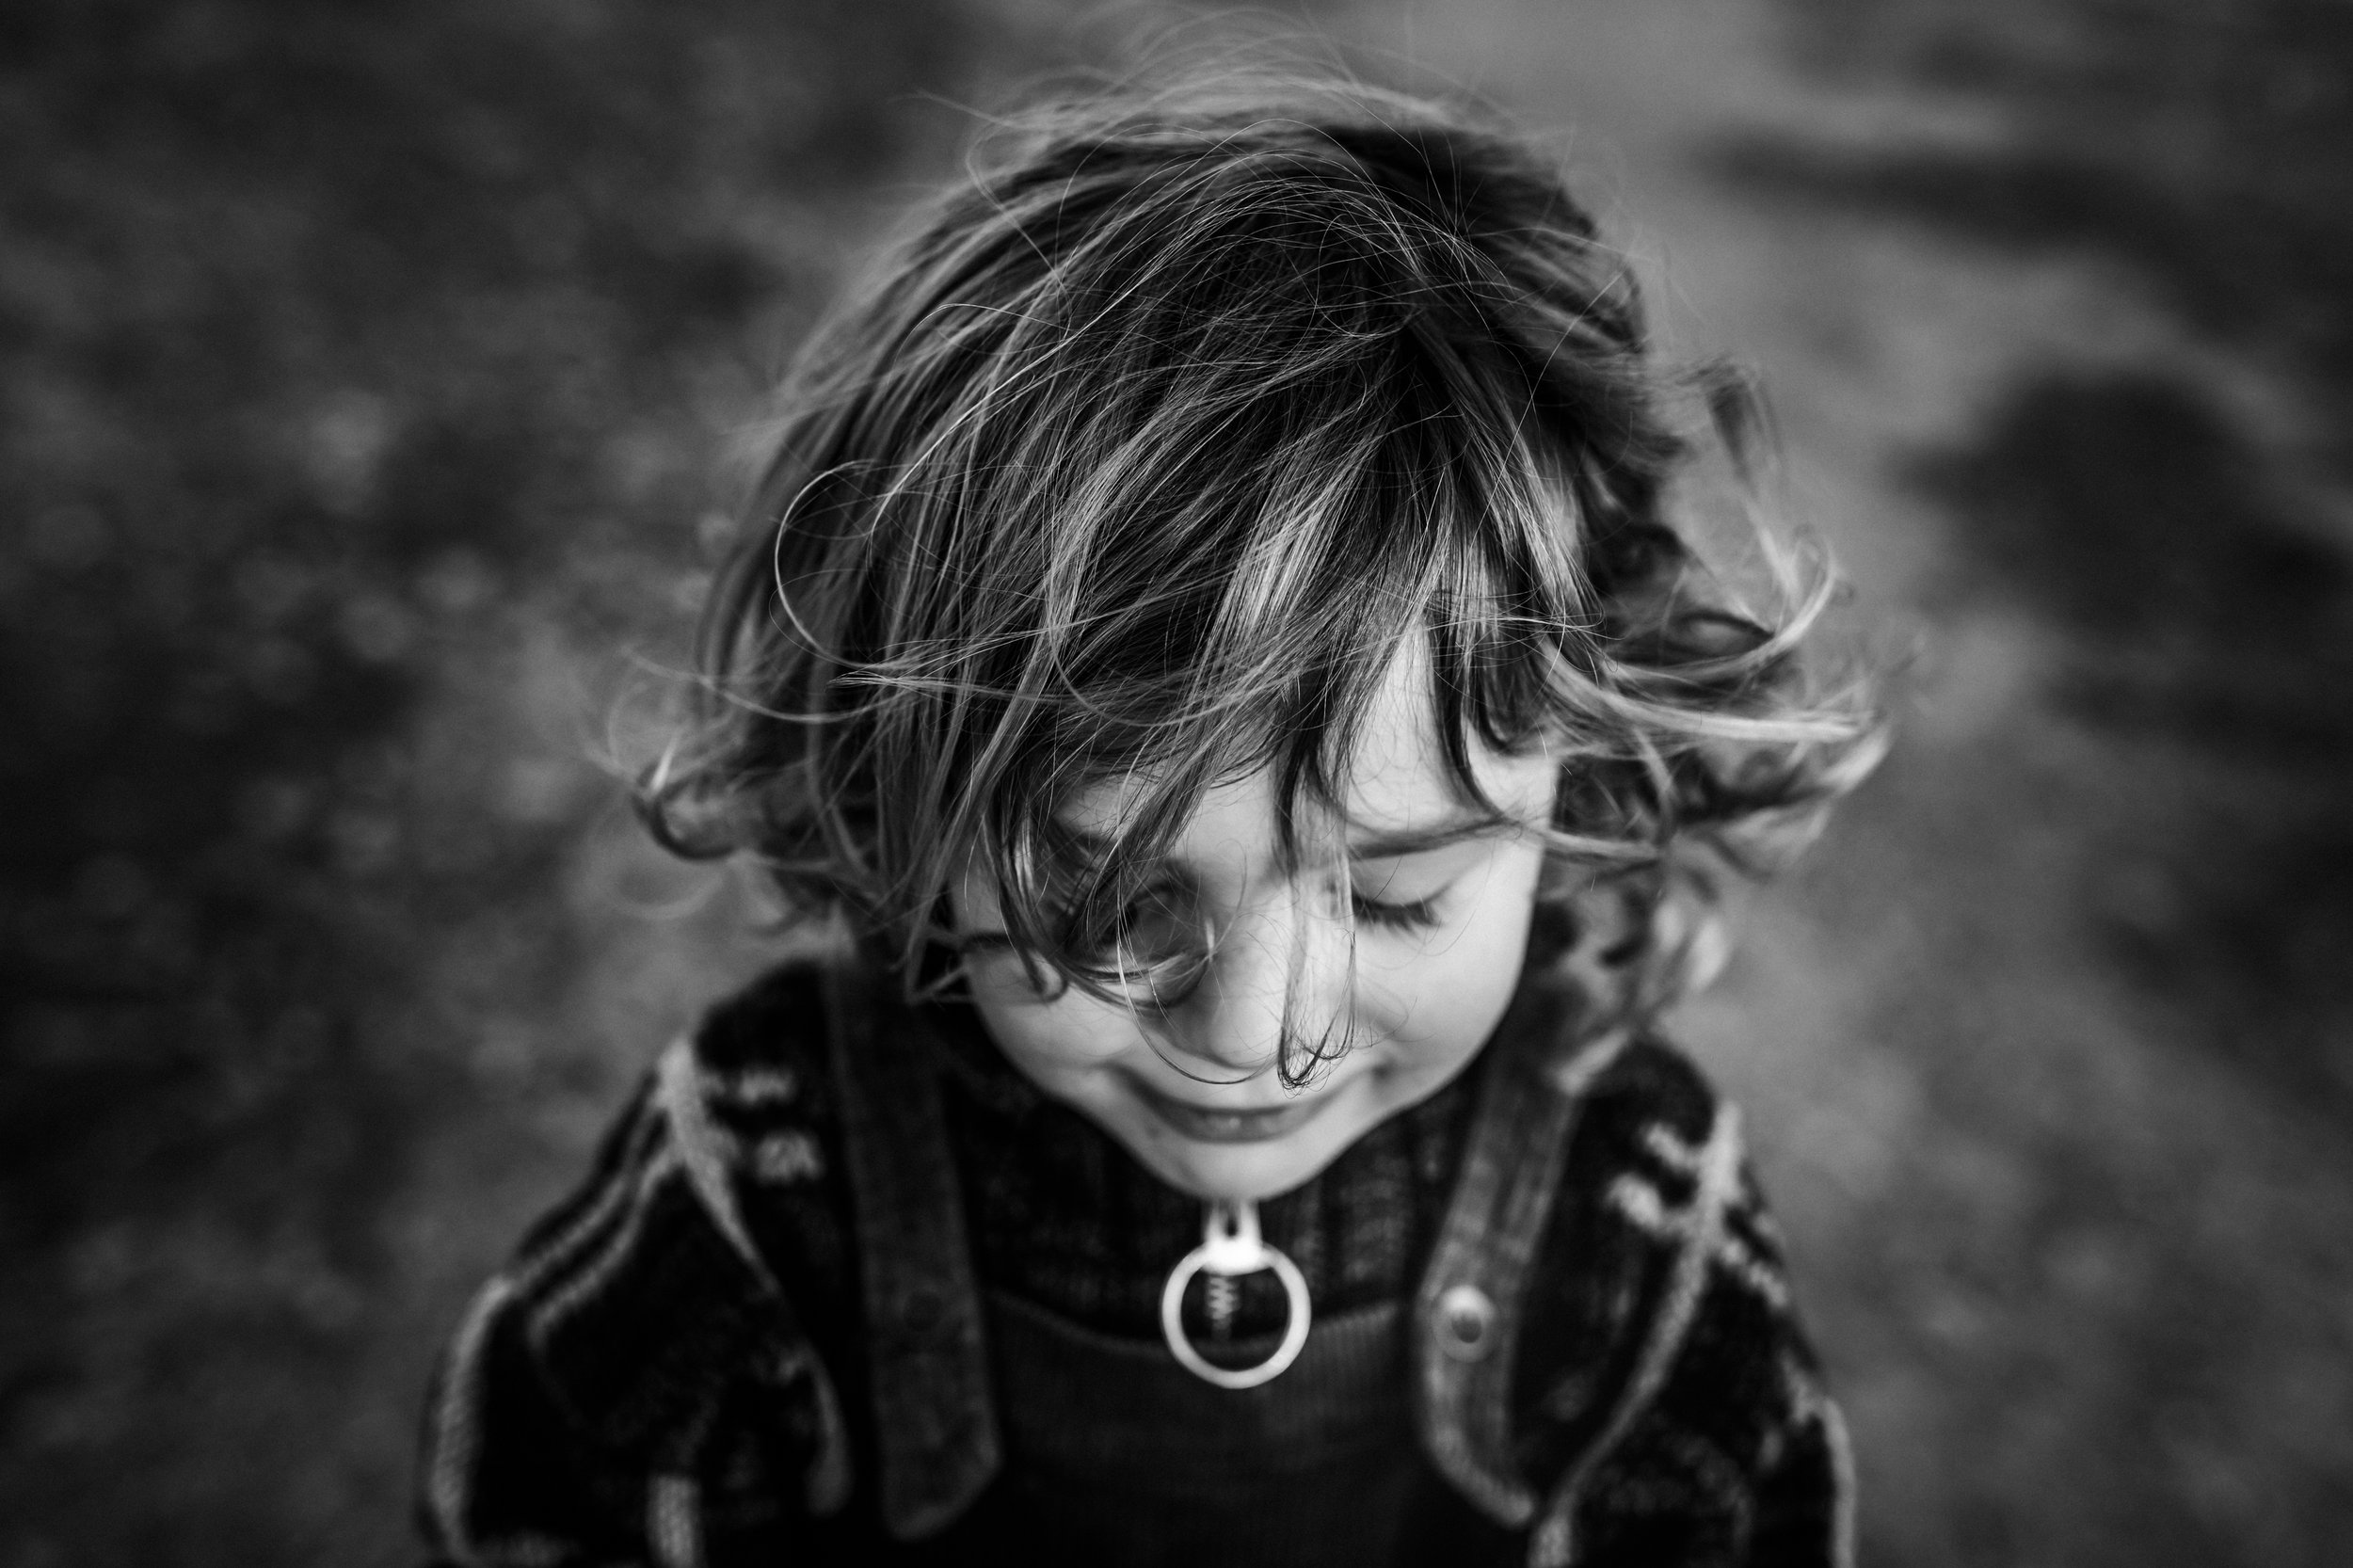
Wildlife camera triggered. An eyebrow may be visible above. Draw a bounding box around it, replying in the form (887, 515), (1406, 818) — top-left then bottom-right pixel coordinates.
(1059, 809), (1519, 871)
(1342, 813), (1518, 861)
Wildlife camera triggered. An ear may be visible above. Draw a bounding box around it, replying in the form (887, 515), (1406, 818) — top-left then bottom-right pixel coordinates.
(1538, 852), (1732, 1030)
(1552, 874), (1641, 1005)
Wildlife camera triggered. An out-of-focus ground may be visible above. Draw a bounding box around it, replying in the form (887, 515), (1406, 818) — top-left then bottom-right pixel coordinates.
(1398, 5), (2353, 1565)
(5, 1), (2349, 1563)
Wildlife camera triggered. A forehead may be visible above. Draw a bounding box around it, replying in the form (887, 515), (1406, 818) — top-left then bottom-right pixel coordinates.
(1061, 640), (1557, 855)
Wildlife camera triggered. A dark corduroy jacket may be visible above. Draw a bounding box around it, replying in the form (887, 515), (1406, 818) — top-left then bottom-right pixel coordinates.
(417, 962), (1854, 1567)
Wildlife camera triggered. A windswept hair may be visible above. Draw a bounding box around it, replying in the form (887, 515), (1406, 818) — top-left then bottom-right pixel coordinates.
(642, 69), (1881, 1073)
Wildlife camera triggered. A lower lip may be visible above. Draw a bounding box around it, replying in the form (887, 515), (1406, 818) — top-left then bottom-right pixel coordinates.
(1133, 1084), (1336, 1144)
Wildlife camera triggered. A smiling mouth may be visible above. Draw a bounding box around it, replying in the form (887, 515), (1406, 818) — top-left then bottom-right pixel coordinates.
(1131, 1080), (1337, 1144)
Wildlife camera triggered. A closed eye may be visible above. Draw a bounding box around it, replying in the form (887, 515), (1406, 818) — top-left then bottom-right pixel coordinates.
(1346, 843), (1482, 933)
(1350, 888), (1446, 931)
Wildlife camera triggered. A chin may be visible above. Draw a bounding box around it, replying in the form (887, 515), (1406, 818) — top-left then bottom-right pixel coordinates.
(1148, 1121), (1354, 1203)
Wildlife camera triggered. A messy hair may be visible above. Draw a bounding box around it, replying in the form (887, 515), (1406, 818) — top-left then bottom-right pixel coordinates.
(642, 70), (1880, 1075)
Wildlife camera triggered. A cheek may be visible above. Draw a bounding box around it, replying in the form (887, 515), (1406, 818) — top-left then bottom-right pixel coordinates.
(952, 871), (1126, 1074)
(1369, 844), (1545, 1051)
(966, 961), (1136, 1081)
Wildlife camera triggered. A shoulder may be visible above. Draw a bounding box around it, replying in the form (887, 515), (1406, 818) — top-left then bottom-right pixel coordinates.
(1562, 1036), (1788, 1319)
(504, 959), (853, 1359)
(1513, 1035), (1854, 1565)
(1523, 1033), (1757, 1336)
(1551, 1034), (1777, 1287)
(680, 960), (863, 1334)
(418, 962), (860, 1558)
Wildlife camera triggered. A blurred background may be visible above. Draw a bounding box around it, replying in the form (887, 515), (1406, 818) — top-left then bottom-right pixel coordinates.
(5, 0), (2350, 1561)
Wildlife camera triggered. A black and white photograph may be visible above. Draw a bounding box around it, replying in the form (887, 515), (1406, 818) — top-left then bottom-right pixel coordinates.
(5, 2), (2350, 1564)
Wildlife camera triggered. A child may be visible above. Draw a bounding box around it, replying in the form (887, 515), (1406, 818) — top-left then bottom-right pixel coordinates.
(418, 68), (1879, 1568)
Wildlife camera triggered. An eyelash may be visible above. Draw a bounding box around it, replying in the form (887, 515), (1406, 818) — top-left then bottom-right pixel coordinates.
(1351, 889), (1444, 931)
(1076, 879), (1449, 954)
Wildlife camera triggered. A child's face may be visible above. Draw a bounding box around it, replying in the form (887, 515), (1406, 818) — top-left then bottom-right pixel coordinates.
(955, 648), (1558, 1202)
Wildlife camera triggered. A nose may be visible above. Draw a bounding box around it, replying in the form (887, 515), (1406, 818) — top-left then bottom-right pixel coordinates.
(1159, 884), (1347, 1079)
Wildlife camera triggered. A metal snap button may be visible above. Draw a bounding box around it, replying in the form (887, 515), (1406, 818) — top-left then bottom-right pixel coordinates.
(1433, 1283), (1497, 1362)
